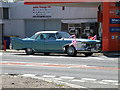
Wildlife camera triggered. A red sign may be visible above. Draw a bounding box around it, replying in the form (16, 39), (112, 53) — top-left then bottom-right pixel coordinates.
(24, 0), (120, 5)
(102, 2), (120, 52)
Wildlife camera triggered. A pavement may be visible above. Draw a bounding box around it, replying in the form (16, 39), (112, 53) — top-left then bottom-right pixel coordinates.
(1, 74), (73, 88)
(0, 49), (25, 53)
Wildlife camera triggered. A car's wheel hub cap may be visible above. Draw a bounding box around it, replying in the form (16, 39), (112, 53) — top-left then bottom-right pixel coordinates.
(68, 48), (74, 53)
(27, 49), (32, 52)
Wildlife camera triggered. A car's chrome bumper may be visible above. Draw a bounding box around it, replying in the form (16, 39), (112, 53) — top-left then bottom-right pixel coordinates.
(76, 48), (101, 53)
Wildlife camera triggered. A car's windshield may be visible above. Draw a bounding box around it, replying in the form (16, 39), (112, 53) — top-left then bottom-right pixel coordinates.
(56, 32), (70, 39)
(30, 34), (38, 39)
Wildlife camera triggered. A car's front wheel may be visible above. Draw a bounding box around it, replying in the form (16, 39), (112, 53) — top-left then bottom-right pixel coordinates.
(83, 53), (93, 56)
(66, 46), (77, 56)
(25, 48), (34, 55)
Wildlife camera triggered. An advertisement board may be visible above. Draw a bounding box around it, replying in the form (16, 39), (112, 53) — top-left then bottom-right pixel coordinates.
(102, 2), (120, 53)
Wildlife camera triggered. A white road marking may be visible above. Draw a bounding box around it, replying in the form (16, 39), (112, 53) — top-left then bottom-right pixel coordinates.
(42, 75), (56, 78)
(98, 80), (119, 85)
(71, 79), (86, 82)
(81, 78), (97, 81)
(101, 80), (119, 85)
(98, 81), (109, 84)
(23, 55), (119, 61)
(3, 73), (119, 87)
(32, 76), (86, 88)
(22, 74), (36, 77)
(0, 53), (3, 56)
(27, 55), (96, 59)
(101, 80), (118, 83)
(28, 55), (76, 59)
(59, 76), (75, 79)
(53, 78), (62, 80)
(112, 83), (119, 86)
(4, 53), (119, 61)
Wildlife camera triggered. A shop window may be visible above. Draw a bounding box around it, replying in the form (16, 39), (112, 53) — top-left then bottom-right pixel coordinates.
(61, 23), (68, 32)
(69, 24), (74, 27)
(3, 8), (9, 19)
(74, 24), (80, 27)
(116, 1), (120, 7)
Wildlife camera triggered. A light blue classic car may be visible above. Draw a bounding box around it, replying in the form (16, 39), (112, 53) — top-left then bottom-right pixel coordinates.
(10, 31), (101, 56)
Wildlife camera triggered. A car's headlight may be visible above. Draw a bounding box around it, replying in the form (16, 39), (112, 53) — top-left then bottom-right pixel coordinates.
(96, 43), (101, 47)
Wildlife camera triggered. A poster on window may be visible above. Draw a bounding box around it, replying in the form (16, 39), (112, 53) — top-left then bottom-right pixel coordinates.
(32, 5), (52, 18)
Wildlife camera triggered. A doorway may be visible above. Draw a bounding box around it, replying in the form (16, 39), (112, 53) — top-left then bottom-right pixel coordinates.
(0, 24), (4, 49)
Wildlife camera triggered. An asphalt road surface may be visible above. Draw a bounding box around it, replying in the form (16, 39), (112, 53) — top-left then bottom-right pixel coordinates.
(1, 52), (120, 88)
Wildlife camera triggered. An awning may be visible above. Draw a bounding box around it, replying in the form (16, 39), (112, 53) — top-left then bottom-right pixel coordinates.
(61, 19), (97, 23)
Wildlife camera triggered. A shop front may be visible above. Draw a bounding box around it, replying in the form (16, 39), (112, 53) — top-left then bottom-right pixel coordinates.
(24, 0), (120, 56)
(61, 19), (99, 39)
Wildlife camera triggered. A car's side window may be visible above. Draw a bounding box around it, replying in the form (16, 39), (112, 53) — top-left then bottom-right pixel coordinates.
(35, 35), (40, 40)
(56, 33), (62, 39)
(40, 34), (45, 40)
(47, 33), (56, 40)
(36, 34), (45, 40)
(35, 33), (56, 40)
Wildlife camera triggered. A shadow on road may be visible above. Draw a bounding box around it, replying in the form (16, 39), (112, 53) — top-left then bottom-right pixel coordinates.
(12, 53), (104, 58)
(104, 56), (120, 58)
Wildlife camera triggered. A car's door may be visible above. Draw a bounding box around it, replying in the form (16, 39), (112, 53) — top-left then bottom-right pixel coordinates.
(44, 33), (61, 51)
(33, 34), (45, 51)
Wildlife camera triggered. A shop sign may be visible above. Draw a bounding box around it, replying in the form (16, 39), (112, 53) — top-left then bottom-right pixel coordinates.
(32, 5), (51, 18)
(110, 18), (120, 24)
(110, 27), (120, 32)
(111, 35), (120, 39)
(111, 36), (115, 39)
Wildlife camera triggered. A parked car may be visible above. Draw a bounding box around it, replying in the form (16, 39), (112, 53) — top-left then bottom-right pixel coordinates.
(10, 31), (101, 56)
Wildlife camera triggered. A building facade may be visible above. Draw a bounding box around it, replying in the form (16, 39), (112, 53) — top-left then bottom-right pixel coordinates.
(0, 2), (98, 39)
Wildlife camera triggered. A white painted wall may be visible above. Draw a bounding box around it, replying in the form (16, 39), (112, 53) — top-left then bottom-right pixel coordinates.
(10, 2), (33, 19)
(52, 6), (97, 19)
(4, 20), (25, 38)
(1, 2), (98, 38)
(9, 2), (97, 19)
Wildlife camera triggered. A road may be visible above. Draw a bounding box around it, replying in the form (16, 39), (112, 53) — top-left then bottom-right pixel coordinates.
(1, 52), (120, 88)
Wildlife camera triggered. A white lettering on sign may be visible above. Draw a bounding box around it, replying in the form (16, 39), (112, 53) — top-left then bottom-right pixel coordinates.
(112, 19), (120, 22)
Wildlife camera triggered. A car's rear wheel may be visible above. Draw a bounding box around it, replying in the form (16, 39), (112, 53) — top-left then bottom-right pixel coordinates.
(83, 53), (93, 56)
(25, 48), (34, 55)
(66, 46), (77, 56)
